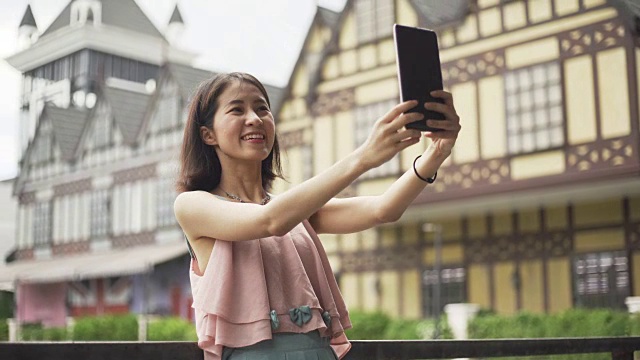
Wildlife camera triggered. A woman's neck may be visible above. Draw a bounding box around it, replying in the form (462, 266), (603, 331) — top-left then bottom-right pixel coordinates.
(216, 161), (266, 204)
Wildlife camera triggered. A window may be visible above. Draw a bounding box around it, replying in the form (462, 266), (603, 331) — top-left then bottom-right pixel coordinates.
(91, 107), (113, 149)
(33, 202), (52, 246)
(505, 62), (563, 154)
(355, 0), (395, 43)
(422, 267), (466, 317)
(573, 251), (630, 310)
(156, 178), (177, 227)
(152, 84), (180, 133)
(354, 100), (400, 178)
(90, 189), (111, 238)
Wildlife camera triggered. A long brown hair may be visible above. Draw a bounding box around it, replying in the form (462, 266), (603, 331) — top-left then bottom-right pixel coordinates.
(176, 72), (283, 193)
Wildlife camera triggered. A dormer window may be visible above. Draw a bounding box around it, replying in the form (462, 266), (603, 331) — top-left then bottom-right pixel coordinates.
(71, 0), (102, 27)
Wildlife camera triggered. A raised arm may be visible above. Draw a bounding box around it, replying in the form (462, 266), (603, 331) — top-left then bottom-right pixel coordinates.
(174, 100), (424, 242)
(309, 90), (461, 234)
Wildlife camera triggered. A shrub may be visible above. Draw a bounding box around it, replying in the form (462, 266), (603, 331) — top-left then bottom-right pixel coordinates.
(148, 317), (197, 341)
(0, 319), (7, 341)
(345, 310), (391, 340)
(72, 314), (137, 341)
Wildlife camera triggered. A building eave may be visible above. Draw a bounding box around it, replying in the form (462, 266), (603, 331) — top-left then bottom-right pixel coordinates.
(5, 24), (196, 73)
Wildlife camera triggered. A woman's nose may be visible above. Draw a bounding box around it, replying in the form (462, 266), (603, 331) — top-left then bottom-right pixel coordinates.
(245, 111), (263, 126)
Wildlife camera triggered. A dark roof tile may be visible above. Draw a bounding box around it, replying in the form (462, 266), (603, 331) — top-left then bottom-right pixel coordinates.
(103, 86), (151, 145)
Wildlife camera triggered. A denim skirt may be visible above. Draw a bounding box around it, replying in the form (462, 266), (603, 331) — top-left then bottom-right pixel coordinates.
(221, 331), (338, 360)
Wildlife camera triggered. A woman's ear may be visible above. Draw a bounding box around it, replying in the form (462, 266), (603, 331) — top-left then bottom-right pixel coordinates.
(200, 126), (218, 146)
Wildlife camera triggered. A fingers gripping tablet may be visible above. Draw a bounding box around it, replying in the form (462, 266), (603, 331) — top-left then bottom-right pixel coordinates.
(393, 24), (445, 132)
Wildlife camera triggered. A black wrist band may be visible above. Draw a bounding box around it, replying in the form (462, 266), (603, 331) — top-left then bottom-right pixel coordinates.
(413, 155), (437, 183)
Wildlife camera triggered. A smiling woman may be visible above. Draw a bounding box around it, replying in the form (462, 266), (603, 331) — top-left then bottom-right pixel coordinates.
(173, 70), (461, 360)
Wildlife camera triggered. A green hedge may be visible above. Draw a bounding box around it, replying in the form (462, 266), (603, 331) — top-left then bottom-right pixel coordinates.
(72, 314), (138, 341)
(345, 310), (452, 340)
(0, 319), (8, 341)
(148, 317), (197, 341)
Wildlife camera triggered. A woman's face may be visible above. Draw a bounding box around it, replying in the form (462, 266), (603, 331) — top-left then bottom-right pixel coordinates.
(208, 80), (275, 163)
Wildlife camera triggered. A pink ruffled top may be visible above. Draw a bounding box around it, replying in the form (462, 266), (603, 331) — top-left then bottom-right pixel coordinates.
(189, 220), (352, 360)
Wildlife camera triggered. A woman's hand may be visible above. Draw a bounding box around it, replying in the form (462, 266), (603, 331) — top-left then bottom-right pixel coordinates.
(357, 100), (423, 170)
(423, 90), (461, 156)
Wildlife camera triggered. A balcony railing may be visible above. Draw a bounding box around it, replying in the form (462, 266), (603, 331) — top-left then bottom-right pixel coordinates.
(2, 337), (640, 360)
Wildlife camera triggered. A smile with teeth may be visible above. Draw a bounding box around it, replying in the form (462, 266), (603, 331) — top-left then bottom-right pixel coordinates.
(242, 134), (265, 141)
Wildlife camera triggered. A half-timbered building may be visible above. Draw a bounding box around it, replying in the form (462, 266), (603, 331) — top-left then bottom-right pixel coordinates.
(274, 0), (640, 317)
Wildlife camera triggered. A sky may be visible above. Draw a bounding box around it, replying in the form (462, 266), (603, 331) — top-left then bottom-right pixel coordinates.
(0, 0), (347, 181)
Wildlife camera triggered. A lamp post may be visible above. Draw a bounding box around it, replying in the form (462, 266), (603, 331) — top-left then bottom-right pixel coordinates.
(423, 223), (442, 339)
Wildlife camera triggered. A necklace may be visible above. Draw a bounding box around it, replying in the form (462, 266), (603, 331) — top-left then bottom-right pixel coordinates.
(221, 189), (271, 205)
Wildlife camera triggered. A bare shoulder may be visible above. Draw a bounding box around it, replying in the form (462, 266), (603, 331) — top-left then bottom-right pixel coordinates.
(173, 191), (220, 233)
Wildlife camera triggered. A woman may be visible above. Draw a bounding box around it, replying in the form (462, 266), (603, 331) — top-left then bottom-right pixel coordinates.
(174, 72), (460, 360)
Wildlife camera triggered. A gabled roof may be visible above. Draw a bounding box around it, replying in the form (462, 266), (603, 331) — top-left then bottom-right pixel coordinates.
(102, 86), (151, 145)
(20, 5), (38, 28)
(608, 0), (640, 35)
(42, 0), (166, 39)
(42, 104), (90, 161)
(410, 0), (471, 29)
(275, 5), (341, 119)
(167, 62), (214, 101)
(169, 5), (184, 25)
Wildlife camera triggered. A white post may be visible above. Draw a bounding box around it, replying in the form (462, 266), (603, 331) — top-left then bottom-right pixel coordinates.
(625, 296), (640, 314)
(138, 314), (147, 341)
(444, 303), (480, 340)
(7, 318), (19, 342)
(66, 316), (75, 339)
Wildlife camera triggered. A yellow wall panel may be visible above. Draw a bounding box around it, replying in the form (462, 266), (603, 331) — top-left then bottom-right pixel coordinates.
(318, 64), (396, 94)
(292, 64), (309, 97)
(401, 224), (419, 245)
(634, 253), (640, 296)
(528, 0), (552, 23)
(495, 262), (517, 314)
(511, 151), (565, 180)
(321, 233), (339, 253)
(362, 272), (379, 311)
(334, 111), (355, 160)
(357, 178), (395, 196)
(574, 229), (625, 252)
(380, 271), (400, 316)
(307, 26), (324, 53)
(380, 226), (397, 248)
(292, 98), (307, 118)
(478, 0), (499, 8)
(565, 55), (597, 144)
(519, 208), (540, 233)
(479, 8), (502, 37)
(479, 76), (507, 158)
(442, 217), (463, 240)
(468, 215), (487, 238)
(554, 0), (579, 16)
(503, 1), (527, 30)
(341, 232), (359, 252)
(468, 264), (491, 308)
(323, 55), (339, 80)
(452, 82), (479, 164)
(583, 0), (606, 8)
(326, 254), (340, 273)
(313, 116), (334, 175)
(341, 273), (361, 310)
(493, 211), (512, 235)
(505, 37), (559, 69)
(400, 135), (425, 171)
(378, 39), (396, 64)
(440, 29), (456, 48)
(597, 48), (631, 139)
(397, 0), (419, 27)
(286, 146), (303, 186)
(545, 206), (568, 230)
(574, 199), (622, 227)
(339, 13), (356, 50)
(340, 49), (358, 75)
(360, 228), (378, 250)
(637, 49), (640, 131)
(359, 44), (377, 70)
(457, 14), (478, 43)
(630, 195), (640, 221)
(355, 77), (399, 105)
(547, 258), (572, 312)
(521, 260), (544, 312)
(279, 100), (292, 121)
(402, 270), (422, 318)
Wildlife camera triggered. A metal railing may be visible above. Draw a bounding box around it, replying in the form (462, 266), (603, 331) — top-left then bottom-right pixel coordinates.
(2, 337), (640, 360)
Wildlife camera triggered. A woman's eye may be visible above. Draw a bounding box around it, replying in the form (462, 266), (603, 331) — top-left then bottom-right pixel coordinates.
(230, 108), (242, 113)
(258, 106), (270, 112)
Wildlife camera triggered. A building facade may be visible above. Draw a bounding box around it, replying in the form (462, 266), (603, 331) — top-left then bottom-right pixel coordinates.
(0, 0), (284, 327)
(274, 0), (640, 317)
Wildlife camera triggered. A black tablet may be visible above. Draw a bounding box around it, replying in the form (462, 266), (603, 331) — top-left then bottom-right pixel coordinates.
(393, 24), (445, 132)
